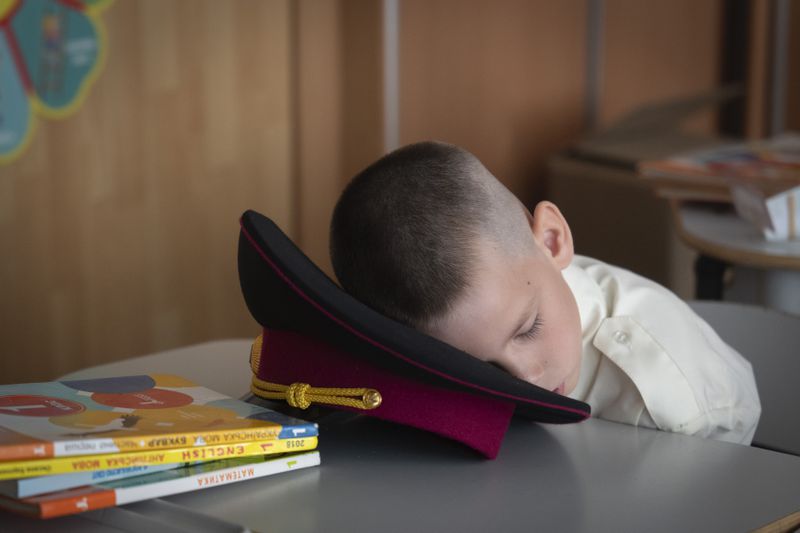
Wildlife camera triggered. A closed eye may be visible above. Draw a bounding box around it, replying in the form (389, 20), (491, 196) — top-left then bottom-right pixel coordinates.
(516, 316), (543, 341)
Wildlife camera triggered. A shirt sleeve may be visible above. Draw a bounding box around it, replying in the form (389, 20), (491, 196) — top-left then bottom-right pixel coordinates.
(584, 260), (762, 445)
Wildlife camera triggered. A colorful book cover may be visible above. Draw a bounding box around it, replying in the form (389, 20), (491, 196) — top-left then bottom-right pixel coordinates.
(0, 451), (321, 519)
(0, 435), (317, 481)
(0, 374), (318, 461)
(0, 462), (181, 499)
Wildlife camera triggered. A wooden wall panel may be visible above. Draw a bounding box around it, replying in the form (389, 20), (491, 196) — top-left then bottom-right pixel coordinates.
(399, 0), (724, 207)
(602, 0), (723, 133)
(340, 1), (385, 181)
(295, 0), (384, 275)
(0, 0), (293, 384)
(746, 0), (800, 137)
(0, 0), (736, 386)
(788, 0), (800, 131)
(295, 0), (345, 276)
(747, 0), (772, 138)
(399, 0), (587, 207)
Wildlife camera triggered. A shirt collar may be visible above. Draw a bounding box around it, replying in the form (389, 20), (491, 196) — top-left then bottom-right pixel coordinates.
(562, 257), (606, 401)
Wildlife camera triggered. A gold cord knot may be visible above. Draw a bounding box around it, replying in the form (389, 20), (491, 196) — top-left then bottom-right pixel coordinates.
(287, 382), (311, 409)
(250, 334), (383, 411)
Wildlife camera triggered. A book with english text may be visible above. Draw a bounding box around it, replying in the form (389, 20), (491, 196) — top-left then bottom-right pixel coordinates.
(0, 451), (321, 519)
(0, 374), (318, 462)
(0, 434), (317, 480)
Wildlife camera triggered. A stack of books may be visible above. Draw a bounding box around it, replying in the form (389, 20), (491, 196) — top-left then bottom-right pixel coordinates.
(0, 374), (320, 519)
(638, 133), (800, 203)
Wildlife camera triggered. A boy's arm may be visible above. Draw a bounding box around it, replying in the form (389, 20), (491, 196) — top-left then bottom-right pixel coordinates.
(591, 314), (760, 444)
(674, 314), (762, 444)
(580, 259), (762, 444)
(678, 404), (761, 444)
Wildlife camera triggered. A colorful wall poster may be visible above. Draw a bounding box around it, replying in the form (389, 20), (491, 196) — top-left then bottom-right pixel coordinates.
(0, 0), (113, 164)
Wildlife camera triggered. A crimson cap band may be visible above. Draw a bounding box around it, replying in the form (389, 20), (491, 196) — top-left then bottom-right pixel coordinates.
(238, 210), (590, 458)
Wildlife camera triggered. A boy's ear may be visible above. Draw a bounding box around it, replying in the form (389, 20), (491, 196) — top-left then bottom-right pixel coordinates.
(528, 201), (574, 270)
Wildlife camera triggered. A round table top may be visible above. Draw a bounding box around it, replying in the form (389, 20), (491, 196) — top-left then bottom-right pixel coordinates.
(671, 202), (800, 270)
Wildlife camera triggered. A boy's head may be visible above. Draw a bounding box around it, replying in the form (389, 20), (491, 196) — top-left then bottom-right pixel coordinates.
(330, 141), (582, 395)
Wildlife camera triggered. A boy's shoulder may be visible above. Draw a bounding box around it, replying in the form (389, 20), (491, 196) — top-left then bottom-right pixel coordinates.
(565, 254), (708, 357)
(567, 255), (679, 310)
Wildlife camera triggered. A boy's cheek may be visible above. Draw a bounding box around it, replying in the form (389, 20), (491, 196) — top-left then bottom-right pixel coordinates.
(565, 362), (582, 395)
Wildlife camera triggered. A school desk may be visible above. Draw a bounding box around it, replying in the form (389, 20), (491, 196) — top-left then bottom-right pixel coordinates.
(2, 338), (799, 532)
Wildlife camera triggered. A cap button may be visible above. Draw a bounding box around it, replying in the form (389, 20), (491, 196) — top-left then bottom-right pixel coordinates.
(363, 389), (382, 409)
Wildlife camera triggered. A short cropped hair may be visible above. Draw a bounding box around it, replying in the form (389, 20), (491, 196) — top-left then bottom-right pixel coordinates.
(330, 141), (530, 331)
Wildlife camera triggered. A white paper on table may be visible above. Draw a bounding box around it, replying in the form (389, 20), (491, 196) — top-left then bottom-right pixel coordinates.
(731, 183), (800, 241)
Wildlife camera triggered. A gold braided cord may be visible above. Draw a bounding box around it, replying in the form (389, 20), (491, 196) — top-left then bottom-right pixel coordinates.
(249, 334), (382, 411)
(250, 334), (263, 374)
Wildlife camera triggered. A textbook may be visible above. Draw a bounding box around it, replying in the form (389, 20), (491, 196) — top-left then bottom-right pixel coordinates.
(0, 451), (321, 519)
(0, 434), (317, 481)
(0, 374), (318, 462)
(0, 462), (180, 499)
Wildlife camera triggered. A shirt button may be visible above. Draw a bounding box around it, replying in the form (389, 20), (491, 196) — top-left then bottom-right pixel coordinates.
(613, 330), (630, 345)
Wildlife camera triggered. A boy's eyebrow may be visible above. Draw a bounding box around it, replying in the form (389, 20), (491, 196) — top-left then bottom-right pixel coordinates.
(507, 297), (537, 343)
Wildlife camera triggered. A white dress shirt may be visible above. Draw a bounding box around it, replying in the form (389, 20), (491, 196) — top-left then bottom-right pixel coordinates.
(564, 255), (761, 444)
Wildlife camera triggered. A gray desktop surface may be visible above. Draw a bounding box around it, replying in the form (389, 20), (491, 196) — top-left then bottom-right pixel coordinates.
(2, 412), (799, 532)
(690, 301), (800, 457)
(167, 414), (800, 532)
(5, 337), (799, 532)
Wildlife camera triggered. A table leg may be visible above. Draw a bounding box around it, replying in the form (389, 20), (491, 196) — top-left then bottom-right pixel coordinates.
(694, 255), (728, 300)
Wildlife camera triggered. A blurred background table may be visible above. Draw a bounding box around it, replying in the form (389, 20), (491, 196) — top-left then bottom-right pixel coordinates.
(673, 202), (800, 315)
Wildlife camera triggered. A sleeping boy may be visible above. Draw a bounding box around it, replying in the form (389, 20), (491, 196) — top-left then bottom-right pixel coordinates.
(329, 141), (761, 444)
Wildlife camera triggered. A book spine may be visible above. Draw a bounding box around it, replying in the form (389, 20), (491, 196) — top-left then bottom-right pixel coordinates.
(277, 423), (318, 440)
(0, 437), (317, 481)
(0, 424), (319, 461)
(50, 424), (317, 457)
(2, 462), (182, 498)
(114, 451), (321, 506)
(0, 442), (55, 462)
(3, 451), (321, 519)
(38, 488), (117, 519)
